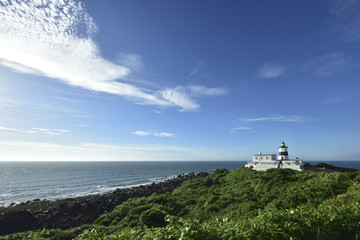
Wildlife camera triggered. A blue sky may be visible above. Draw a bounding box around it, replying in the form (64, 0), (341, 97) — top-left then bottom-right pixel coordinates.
(0, 0), (359, 161)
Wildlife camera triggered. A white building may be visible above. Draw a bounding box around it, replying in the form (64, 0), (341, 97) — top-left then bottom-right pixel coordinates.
(245, 142), (304, 171)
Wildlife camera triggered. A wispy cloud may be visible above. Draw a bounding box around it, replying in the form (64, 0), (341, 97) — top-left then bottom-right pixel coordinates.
(188, 60), (211, 79)
(0, 126), (22, 132)
(0, 141), (190, 161)
(0, 125), (70, 136)
(257, 53), (349, 79)
(188, 85), (227, 97)
(303, 53), (348, 77)
(0, 141), (232, 161)
(152, 110), (163, 114)
(257, 62), (287, 79)
(0, 98), (27, 109)
(30, 128), (71, 136)
(133, 130), (176, 138)
(240, 115), (308, 123)
(322, 96), (343, 104)
(0, 0), (225, 112)
(0, 141), (187, 153)
(133, 131), (150, 136)
(154, 132), (176, 138)
(230, 127), (252, 133)
(329, 0), (360, 42)
(76, 124), (88, 127)
(116, 53), (144, 71)
(160, 85), (226, 111)
(81, 143), (186, 152)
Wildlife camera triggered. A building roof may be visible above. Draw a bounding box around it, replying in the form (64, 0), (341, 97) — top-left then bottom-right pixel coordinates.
(253, 153), (276, 156)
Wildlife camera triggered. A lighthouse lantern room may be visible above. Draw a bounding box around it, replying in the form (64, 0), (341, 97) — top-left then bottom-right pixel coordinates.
(278, 142), (289, 160)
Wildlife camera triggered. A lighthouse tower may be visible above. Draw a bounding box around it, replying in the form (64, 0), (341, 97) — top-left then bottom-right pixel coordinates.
(278, 142), (289, 160)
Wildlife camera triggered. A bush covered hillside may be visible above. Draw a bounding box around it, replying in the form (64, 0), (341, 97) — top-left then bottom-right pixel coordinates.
(2, 166), (360, 240)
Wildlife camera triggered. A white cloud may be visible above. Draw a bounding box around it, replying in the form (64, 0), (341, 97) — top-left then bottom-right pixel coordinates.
(160, 85), (226, 111)
(133, 130), (176, 138)
(31, 128), (51, 132)
(56, 129), (72, 133)
(0, 1), (129, 93)
(0, 126), (22, 132)
(29, 127), (71, 136)
(240, 115), (308, 123)
(153, 132), (176, 138)
(133, 130), (150, 136)
(160, 86), (200, 111)
(188, 85), (227, 97)
(0, 0), (225, 112)
(0, 125), (70, 136)
(257, 62), (286, 78)
(230, 127), (252, 133)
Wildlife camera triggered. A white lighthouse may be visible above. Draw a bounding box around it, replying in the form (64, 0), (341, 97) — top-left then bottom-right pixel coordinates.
(245, 141), (304, 171)
(278, 142), (289, 160)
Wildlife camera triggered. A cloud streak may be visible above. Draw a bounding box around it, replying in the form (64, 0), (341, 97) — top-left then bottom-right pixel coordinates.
(0, 0), (225, 111)
(330, 0), (360, 42)
(0, 141), (234, 161)
(0, 126), (22, 132)
(257, 53), (349, 79)
(0, 141), (191, 161)
(230, 127), (252, 133)
(0, 125), (70, 136)
(133, 130), (176, 138)
(240, 115), (308, 123)
(303, 53), (348, 77)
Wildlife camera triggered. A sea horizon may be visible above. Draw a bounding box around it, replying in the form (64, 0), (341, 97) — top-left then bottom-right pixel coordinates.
(1, 160), (359, 207)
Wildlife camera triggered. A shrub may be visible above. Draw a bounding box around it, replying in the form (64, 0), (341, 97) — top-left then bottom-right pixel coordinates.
(139, 208), (167, 228)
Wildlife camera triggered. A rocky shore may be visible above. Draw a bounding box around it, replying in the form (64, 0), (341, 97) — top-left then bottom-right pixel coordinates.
(0, 172), (209, 236)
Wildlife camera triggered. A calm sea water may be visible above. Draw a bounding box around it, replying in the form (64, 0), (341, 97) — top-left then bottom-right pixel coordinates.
(0, 160), (359, 207)
(0, 161), (243, 207)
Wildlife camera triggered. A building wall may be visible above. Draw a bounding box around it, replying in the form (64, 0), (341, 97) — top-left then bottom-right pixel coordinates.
(252, 154), (276, 161)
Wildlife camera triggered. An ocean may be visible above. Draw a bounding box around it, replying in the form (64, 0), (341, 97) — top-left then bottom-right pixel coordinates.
(0, 160), (359, 207)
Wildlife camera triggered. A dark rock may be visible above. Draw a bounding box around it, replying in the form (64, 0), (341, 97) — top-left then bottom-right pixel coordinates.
(0, 211), (37, 235)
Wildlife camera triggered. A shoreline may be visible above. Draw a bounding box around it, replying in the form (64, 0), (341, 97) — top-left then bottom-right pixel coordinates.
(0, 171), (209, 236)
(0, 174), (180, 209)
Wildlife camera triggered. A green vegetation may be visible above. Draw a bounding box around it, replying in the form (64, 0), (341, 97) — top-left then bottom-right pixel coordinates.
(314, 162), (358, 172)
(2, 166), (360, 239)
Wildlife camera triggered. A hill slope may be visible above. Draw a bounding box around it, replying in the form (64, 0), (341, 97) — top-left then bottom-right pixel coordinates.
(2, 167), (360, 239)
